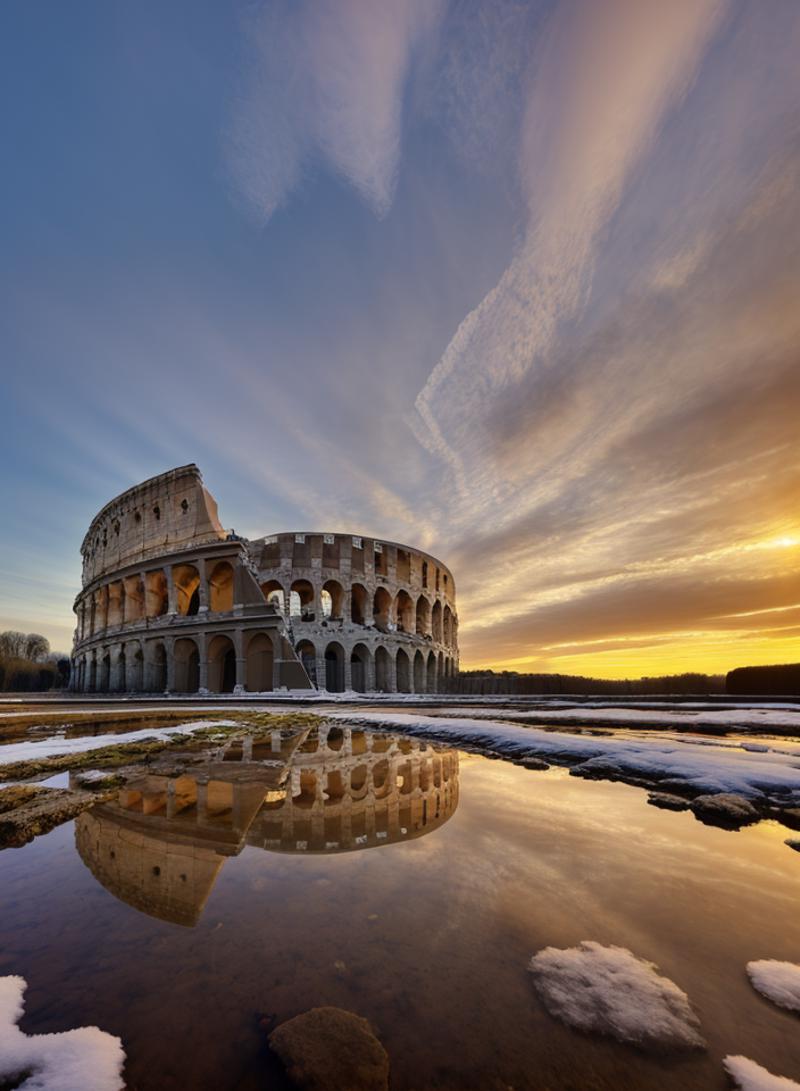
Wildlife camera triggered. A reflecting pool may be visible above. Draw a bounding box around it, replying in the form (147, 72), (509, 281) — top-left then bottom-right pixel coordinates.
(1, 724), (799, 1090)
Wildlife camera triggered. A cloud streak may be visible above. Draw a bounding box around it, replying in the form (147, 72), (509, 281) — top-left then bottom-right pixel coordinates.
(227, 0), (445, 221)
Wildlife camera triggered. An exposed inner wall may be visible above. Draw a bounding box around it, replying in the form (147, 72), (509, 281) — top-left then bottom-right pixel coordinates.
(80, 464), (227, 586)
(71, 467), (459, 695)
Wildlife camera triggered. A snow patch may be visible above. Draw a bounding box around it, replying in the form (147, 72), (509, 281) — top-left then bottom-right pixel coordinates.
(724, 1056), (800, 1090)
(330, 711), (800, 806)
(0, 720), (239, 767)
(527, 941), (705, 1049)
(0, 975), (125, 1090)
(746, 960), (800, 1013)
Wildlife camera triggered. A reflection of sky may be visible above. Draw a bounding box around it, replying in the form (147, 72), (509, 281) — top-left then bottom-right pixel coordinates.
(1, 750), (800, 1086)
(1, 1), (799, 677)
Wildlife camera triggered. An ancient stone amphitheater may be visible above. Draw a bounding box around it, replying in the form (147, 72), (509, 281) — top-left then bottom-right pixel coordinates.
(71, 465), (458, 694)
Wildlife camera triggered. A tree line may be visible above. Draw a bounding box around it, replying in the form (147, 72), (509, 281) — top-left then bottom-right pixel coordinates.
(448, 670), (726, 696)
(726, 663), (800, 696)
(0, 631), (70, 692)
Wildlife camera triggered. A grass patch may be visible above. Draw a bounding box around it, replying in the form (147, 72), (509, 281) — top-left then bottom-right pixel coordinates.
(0, 711), (323, 782)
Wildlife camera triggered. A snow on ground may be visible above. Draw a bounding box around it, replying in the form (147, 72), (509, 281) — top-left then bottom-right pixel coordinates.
(0, 720), (239, 767)
(724, 1056), (800, 1090)
(527, 941), (705, 1049)
(747, 961), (800, 1013)
(0, 976), (125, 1091)
(425, 705), (800, 732)
(329, 711), (800, 805)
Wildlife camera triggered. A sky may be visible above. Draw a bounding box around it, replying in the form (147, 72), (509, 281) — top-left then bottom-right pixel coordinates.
(1, 0), (798, 677)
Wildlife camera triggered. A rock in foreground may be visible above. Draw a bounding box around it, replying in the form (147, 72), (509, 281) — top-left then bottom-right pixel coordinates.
(647, 791), (690, 811)
(689, 793), (759, 827)
(269, 1006), (389, 1091)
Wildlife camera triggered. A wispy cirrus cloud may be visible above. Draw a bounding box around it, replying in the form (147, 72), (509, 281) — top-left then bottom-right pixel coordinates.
(227, 0), (445, 222)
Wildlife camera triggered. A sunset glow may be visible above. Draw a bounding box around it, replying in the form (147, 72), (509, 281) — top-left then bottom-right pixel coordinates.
(1, 1), (798, 682)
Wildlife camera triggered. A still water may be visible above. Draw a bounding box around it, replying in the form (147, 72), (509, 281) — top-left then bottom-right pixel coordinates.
(1, 725), (798, 1090)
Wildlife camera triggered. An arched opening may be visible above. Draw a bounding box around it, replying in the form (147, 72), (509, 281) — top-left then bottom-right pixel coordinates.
(99, 652), (110, 692)
(395, 590), (414, 633)
(150, 642), (167, 691)
(396, 648), (411, 693)
(416, 595), (431, 637)
(372, 587), (392, 631)
(296, 640), (317, 687)
(437, 651), (445, 687)
(374, 646), (391, 692)
(350, 583), (369, 625)
(107, 582), (124, 627)
(145, 570), (168, 617)
(290, 579), (315, 621)
(443, 605), (453, 647)
(208, 561), (235, 613)
(174, 565), (201, 616)
(123, 576), (144, 623)
(208, 634), (236, 693)
(321, 580), (344, 619)
(426, 652), (437, 693)
(324, 641), (345, 692)
(432, 600), (443, 643)
(350, 643), (370, 693)
(246, 632), (273, 692)
(413, 649), (426, 693)
(88, 655), (97, 692)
(173, 638), (200, 693)
(260, 579), (285, 612)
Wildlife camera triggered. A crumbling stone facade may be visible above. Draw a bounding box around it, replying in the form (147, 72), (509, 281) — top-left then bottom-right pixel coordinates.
(71, 465), (459, 694)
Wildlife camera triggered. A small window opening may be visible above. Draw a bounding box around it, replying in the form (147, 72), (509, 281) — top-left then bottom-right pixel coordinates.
(181, 499), (189, 512)
(153, 505), (161, 520)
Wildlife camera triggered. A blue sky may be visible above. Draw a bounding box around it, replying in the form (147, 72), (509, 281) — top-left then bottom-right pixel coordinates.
(1, 1), (799, 675)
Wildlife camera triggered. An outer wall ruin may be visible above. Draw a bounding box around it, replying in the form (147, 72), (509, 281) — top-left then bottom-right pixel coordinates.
(70, 465), (459, 695)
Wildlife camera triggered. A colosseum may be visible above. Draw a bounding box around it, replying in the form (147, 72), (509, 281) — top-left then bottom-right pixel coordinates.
(71, 464), (459, 694)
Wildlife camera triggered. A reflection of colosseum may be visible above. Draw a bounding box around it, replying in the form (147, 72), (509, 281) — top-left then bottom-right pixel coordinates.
(75, 726), (459, 925)
(249, 725), (459, 854)
(70, 464), (459, 694)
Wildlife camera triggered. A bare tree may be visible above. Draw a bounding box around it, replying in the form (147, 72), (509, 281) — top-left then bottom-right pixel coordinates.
(23, 633), (50, 662)
(0, 631), (27, 659)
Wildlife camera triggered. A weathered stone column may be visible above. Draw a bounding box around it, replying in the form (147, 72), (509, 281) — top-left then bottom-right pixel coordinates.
(109, 644), (123, 692)
(165, 637), (176, 693)
(365, 652), (375, 693)
(343, 655), (352, 693)
(166, 566), (177, 615)
(233, 628), (246, 694)
(197, 630), (209, 694)
(197, 556), (209, 613)
(316, 652), (327, 691)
